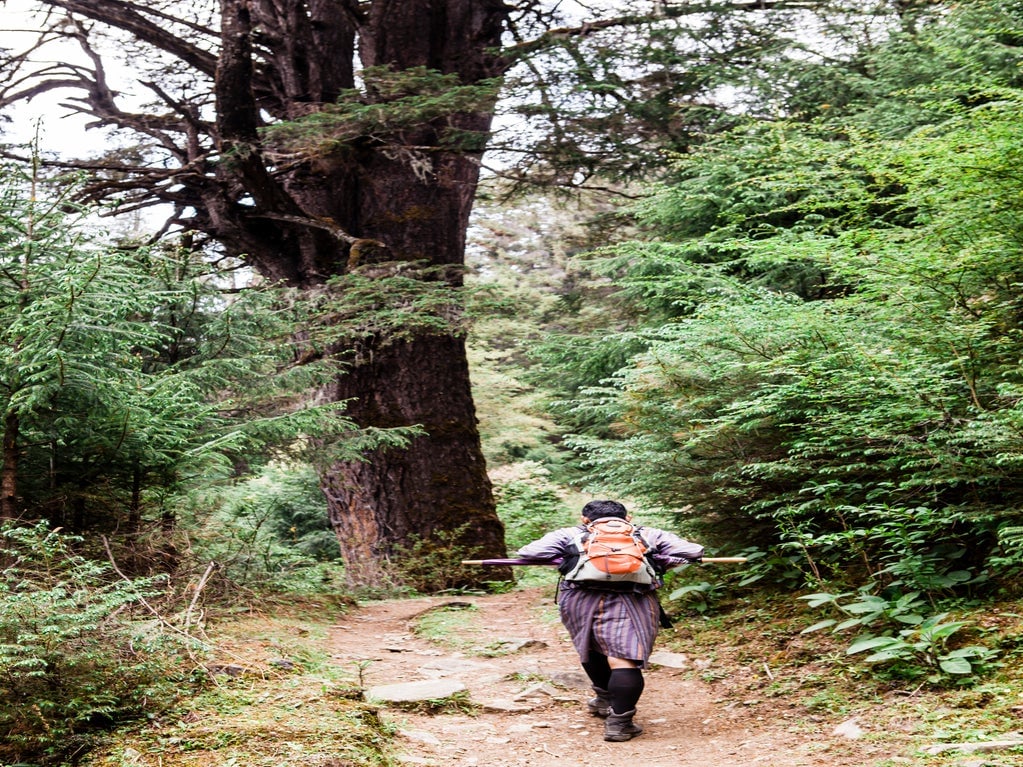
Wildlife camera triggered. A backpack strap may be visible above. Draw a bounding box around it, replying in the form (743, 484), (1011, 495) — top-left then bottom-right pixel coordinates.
(555, 525), (590, 599)
(556, 525), (588, 577)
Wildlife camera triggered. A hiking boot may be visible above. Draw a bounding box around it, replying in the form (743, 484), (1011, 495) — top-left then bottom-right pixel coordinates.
(604, 708), (643, 742)
(586, 687), (611, 717)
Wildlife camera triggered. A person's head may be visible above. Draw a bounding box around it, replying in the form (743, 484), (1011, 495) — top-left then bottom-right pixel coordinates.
(581, 499), (629, 522)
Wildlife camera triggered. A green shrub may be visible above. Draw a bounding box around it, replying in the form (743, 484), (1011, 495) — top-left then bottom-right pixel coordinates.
(844, 619), (997, 681)
(546, 3), (1023, 590)
(799, 586), (998, 684)
(182, 462), (345, 593)
(493, 462), (577, 552)
(0, 522), (191, 765)
(390, 525), (480, 594)
(667, 580), (722, 614)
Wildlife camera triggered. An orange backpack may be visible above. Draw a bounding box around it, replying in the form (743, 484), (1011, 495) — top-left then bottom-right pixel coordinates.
(561, 517), (656, 586)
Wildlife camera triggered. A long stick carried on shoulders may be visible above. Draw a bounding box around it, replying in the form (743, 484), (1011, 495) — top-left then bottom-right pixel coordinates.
(461, 556), (747, 566)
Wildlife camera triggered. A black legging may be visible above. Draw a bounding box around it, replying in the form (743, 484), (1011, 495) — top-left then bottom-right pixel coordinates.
(607, 667), (645, 713)
(581, 650), (645, 713)
(581, 649), (611, 690)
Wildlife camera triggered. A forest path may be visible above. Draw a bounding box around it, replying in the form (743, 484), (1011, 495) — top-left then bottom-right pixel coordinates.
(330, 586), (880, 767)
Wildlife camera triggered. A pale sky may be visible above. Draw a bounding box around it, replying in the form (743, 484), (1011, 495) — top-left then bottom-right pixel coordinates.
(1, 0), (124, 156)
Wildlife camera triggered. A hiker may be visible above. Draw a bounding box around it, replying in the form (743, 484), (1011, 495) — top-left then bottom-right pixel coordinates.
(516, 499), (704, 742)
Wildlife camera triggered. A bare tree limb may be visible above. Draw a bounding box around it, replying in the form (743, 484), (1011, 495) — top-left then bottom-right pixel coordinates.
(35, 0), (219, 76)
(504, 0), (830, 59)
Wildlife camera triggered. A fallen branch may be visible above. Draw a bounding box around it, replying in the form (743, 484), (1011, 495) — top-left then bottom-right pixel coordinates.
(99, 538), (259, 681)
(100, 535), (214, 660)
(183, 560), (217, 633)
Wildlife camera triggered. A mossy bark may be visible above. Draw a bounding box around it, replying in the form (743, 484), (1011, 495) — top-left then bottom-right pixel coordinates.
(215, 0), (513, 587)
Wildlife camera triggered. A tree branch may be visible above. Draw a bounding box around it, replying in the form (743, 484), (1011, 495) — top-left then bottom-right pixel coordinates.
(504, 0), (829, 59)
(35, 0), (219, 76)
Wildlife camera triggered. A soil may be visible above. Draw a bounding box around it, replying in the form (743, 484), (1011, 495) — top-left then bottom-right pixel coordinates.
(330, 586), (886, 767)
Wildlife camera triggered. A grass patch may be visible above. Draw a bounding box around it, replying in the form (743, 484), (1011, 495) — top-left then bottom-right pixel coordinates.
(410, 602), (479, 649)
(80, 603), (400, 767)
(387, 689), (479, 716)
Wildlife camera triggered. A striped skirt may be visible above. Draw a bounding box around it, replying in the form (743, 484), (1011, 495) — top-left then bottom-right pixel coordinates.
(558, 586), (661, 667)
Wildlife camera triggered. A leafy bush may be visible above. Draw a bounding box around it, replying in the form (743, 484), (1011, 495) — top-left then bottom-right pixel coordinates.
(844, 620), (996, 680)
(989, 524), (1023, 586)
(729, 546), (806, 590)
(548, 3), (1023, 590)
(771, 504), (991, 595)
(390, 524), (478, 594)
(667, 580), (723, 614)
(0, 159), (380, 543)
(800, 587), (998, 684)
(0, 523), (191, 764)
(493, 462), (578, 552)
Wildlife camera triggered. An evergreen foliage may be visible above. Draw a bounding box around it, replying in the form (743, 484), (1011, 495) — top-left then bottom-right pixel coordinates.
(261, 66), (500, 157)
(466, 191), (627, 468)
(492, 0), (828, 189)
(183, 462), (344, 593)
(492, 462), (578, 553)
(541, 0), (1023, 594)
(0, 160), (418, 757)
(0, 158), (414, 554)
(0, 522), (191, 764)
(0, 162), (208, 528)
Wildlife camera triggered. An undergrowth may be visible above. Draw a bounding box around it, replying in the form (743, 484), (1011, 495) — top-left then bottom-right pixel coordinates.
(0, 523), (196, 766)
(661, 588), (1023, 766)
(81, 602), (399, 767)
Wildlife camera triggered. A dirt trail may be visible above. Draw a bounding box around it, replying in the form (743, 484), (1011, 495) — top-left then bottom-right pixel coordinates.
(329, 587), (883, 767)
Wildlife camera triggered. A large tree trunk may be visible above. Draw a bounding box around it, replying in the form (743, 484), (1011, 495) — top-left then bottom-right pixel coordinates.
(322, 333), (505, 586)
(308, 83), (511, 584)
(232, 0), (512, 587)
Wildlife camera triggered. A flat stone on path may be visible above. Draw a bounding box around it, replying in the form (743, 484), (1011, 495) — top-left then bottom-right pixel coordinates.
(479, 698), (534, 713)
(649, 650), (690, 668)
(545, 670), (590, 688)
(418, 658), (495, 677)
(832, 718), (865, 739)
(489, 638), (548, 653)
(512, 682), (559, 701)
(365, 678), (466, 704)
(923, 737), (1023, 755)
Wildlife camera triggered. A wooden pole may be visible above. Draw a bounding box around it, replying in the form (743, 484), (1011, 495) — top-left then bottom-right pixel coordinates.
(460, 557), (748, 565)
